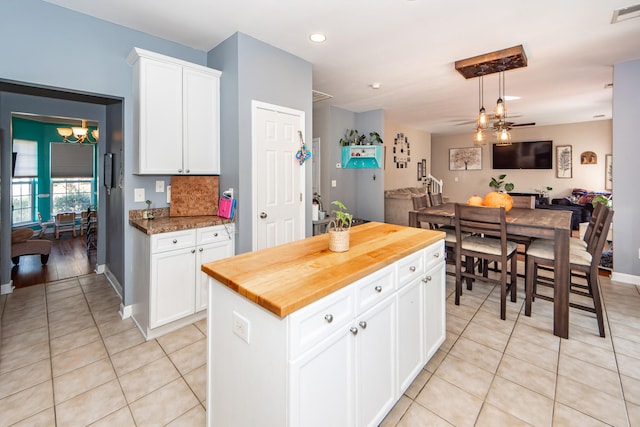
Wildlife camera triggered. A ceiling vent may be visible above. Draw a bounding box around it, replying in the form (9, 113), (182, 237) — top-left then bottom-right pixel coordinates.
(612, 4), (640, 23)
(312, 90), (333, 103)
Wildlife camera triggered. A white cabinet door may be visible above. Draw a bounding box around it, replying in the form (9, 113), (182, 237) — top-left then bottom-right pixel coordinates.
(356, 295), (397, 427)
(289, 328), (355, 427)
(424, 262), (446, 360)
(138, 57), (183, 174)
(183, 66), (220, 174)
(195, 240), (234, 312)
(397, 277), (425, 393)
(150, 247), (196, 328)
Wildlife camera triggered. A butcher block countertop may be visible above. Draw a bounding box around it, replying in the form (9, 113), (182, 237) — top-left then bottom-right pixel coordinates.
(202, 222), (445, 318)
(129, 215), (233, 235)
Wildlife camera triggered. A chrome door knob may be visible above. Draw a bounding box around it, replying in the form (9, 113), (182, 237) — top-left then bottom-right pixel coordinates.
(260, 212), (267, 219)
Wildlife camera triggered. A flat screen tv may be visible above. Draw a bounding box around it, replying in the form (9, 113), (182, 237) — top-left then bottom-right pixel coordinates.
(492, 140), (553, 169)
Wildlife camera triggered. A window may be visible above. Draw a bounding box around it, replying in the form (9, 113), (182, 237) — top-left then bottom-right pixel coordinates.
(12, 139), (38, 224)
(12, 179), (36, 224)
(51, 179), (94, 214)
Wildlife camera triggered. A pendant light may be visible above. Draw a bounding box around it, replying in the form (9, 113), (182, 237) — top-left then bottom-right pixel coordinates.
(494, 71), (506, 119)
(474, 75), (487, 145)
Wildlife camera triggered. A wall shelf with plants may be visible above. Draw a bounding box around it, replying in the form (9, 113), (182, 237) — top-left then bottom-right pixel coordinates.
(339, 129), (383, 169)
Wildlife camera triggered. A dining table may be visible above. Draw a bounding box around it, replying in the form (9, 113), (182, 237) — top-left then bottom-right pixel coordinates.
(409, 203), (573, 339)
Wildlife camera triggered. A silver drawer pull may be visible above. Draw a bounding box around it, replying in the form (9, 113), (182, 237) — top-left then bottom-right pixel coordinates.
(172, 239), (178, 244)
(434, 252), (440, 258)
(350, 326), (358, 335)
(374, 285), (382, 293)
(409, 266), (416, 272)
(359, 321), (367, 329)
(324, 314), (333, 323)
(422, 275), (432, 283)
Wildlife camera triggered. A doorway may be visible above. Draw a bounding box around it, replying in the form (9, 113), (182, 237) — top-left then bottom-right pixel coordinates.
(10, 113), (100, 288)
(251, 101), (306, 250)
(0, 79), (124, 294)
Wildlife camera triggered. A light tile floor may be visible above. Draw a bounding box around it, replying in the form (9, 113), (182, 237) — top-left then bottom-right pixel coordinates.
(1, 271), (639, 426)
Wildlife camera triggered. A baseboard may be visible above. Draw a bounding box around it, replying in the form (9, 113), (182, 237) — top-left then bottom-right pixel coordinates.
(1, 281), (15, 295)
(103, 266), (123, 299)
(120, 303), (132, 319)
(611, 271), (640, 285)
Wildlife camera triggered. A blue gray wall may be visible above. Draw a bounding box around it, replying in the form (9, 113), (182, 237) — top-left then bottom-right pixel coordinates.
(0, 0), (208, 301)
(613, 59), (640, 280)
(208, 33), (313, 254)
(312, 105), (385, 222)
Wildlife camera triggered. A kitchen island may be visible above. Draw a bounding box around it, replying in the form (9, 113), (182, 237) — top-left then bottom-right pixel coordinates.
(202, 222), (445, 427)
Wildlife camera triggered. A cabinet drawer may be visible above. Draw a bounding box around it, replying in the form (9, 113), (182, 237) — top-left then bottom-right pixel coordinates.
(424, 241), (445, 272)
(151, 230), (196, 253)
(198, 224), (233, 245)
(288, 285), (355, 360)
(355, 265), (395, 313)
(397, 250), (425, 288)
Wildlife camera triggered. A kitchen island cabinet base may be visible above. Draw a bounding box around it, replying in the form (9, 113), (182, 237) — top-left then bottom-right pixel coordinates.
(206, 240), (445, 427)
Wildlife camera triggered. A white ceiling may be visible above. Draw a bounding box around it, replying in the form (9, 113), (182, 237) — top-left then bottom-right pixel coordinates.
(44, 0), (640, 136)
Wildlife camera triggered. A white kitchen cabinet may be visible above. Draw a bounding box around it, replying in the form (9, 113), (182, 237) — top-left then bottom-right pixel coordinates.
(132, 224), (233, 339)
(128, 47), (221, 175)
(424, 261), (446, 359)
(207, 240), (444, 427)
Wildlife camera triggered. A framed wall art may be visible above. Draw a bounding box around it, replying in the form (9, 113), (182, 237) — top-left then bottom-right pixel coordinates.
(605, 154), (613, 190)
(556, 145), (572, 178)
(449, 147), (482, 171)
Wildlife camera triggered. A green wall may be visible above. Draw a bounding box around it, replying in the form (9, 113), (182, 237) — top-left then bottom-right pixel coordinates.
(11, 116), (98, 223)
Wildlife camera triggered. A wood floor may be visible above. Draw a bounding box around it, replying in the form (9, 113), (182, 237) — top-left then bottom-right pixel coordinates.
(11, 233), (97, 289)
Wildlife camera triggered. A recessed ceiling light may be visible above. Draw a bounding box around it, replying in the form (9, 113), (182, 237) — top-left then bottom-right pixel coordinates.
(309, 33), (327, 43)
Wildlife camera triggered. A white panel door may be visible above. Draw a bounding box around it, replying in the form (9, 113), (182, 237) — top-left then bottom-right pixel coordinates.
(253, 102), (305, 250)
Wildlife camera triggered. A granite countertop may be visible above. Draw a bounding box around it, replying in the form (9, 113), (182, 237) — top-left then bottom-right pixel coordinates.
(202, 222), (445, 318)
(129, 208), (233, 235)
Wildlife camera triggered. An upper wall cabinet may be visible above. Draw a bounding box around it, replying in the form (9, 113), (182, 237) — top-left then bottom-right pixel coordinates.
(128, 48), (222, 175)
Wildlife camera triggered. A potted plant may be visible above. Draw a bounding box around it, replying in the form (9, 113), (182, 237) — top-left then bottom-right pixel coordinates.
(489, 174), (514, 192)
(328, 200), (353, 252)
(339, 129), (384, 146)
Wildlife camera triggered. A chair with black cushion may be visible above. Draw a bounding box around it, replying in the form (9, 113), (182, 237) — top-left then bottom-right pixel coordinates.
(525, 205), (613, 337)
(454, 203), (519, 320)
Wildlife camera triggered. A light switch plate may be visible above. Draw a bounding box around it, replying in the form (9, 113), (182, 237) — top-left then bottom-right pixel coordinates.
(155, 180), (164, 192)
(134, 188), (145, 202)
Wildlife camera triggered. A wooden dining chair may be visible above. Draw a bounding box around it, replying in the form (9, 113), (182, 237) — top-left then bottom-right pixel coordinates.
(429, 192), (444, 207)
(55, 212), (77, 239)
(454, 204), (519, 320)
(525, 205), (613, 337)
(37, 212), (55, 238)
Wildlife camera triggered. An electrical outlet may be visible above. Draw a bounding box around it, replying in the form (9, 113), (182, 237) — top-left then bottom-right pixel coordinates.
(331, 180), (337, 188)
(134, 188), (145, 202)
(155, 180), (164, 193)
(232, 311), (250, 344)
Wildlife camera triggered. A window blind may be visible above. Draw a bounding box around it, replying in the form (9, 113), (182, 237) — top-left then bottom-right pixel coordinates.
(50, 142), (95, 178)
(12, 139), (37, 177)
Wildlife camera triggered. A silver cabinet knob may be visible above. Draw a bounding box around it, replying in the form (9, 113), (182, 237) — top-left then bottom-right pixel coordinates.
(199, 247), (203, 252)
(178, 169), (183, 173)
(260, 212), (267, 219)
(172, 239), (178, 244)
(324, 314), (333, 323)
(350, 326), (358, 335)
(374, 285), (382, 293)
(191, 249), (196, 254)
(359, 321), (367, 329)
(422, 275), (432, 283)
(434, 252), (440, 258)
(214, 233), (218, 237)
(409, 266), (416, 272)
(185, 169), (190, 173)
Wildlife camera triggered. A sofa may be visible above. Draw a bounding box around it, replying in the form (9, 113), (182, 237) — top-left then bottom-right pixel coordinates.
(536, 188), (611, 230)
(384, 187), (429, 226)
(11, 228), (52, 265)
